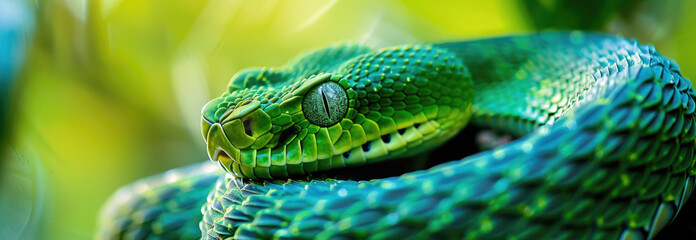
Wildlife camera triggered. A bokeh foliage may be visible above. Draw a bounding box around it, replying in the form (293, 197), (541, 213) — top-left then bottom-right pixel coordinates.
(2, 0), (695, 239)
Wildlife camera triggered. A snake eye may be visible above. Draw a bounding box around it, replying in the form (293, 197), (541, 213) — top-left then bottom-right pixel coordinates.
(302, 82), (348, 127)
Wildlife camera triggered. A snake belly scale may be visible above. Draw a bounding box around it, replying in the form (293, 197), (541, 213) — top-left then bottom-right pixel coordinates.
(98, 32), (696, 240)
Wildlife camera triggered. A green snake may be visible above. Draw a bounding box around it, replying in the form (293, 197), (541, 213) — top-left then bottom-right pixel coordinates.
(98, 32), (696, 239)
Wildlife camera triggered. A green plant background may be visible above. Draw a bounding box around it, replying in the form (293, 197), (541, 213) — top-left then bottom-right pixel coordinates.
(3, 0), (696, 239)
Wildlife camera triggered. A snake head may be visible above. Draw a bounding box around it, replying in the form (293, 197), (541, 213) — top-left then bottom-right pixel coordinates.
(202, 44), (474, 179)
(202, 70), (349, 179)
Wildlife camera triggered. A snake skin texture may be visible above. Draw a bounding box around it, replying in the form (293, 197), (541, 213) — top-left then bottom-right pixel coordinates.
(98, 162), (222, 239)
(99, 32), (696, 240)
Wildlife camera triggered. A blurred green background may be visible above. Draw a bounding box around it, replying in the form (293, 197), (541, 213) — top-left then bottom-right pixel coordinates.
(1, 0), (695, 239)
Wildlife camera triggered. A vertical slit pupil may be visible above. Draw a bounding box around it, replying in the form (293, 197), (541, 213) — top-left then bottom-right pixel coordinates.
(243, 119), (253, 136)
(320, 90), (331, 118)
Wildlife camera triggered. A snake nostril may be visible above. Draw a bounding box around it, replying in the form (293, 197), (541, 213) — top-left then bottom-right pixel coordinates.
(243, 119), (252, 136)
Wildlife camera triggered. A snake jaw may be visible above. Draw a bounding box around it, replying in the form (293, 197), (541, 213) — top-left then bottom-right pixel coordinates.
(200, 44), (475, 180)
(205, 123), (241, 170)
(212, 148), (234, 173)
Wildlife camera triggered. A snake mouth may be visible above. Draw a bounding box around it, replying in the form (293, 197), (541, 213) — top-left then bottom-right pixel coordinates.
(204, 121), (244, 175)
(212, 148), (234, 172)
(204, 118), (490, 181)
(204, 117), (472, 179)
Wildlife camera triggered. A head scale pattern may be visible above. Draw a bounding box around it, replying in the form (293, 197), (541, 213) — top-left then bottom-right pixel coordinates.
(202, 43), (474, 179)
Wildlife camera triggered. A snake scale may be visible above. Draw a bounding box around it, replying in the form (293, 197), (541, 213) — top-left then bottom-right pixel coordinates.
(98, 32), (696, 240)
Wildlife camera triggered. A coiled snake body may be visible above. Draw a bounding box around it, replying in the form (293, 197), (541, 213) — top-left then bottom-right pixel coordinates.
(99, 32), (696, 240)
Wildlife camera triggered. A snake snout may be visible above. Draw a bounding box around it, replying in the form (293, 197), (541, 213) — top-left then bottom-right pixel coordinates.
(202, 97), (280, 179)
(204, 122), (240, 172)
